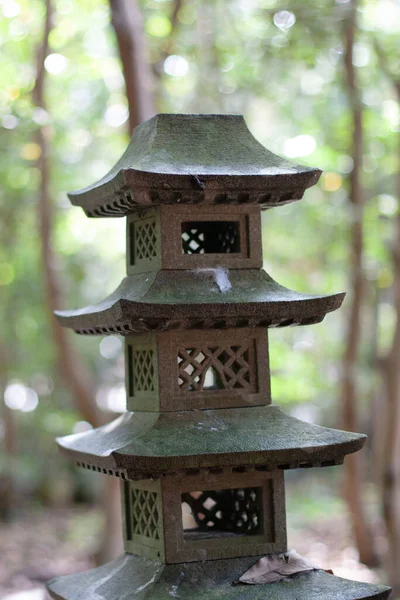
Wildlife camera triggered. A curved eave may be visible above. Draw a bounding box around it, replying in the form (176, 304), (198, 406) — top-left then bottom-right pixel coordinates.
(56, 406), (366, 479)
(47, 554), (391, 600)
(54, 269), (345, 335)
(66, 114), (322, 217)
(68, 168), (322, 218)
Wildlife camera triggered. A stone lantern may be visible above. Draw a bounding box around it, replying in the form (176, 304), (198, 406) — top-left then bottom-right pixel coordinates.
(47, 115), (391, 599)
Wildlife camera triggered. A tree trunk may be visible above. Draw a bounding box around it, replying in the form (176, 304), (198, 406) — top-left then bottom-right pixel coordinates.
(34, 0), (123, 564)
(339, 1), (378, 568)
(33, 0), (100, 429)
(381, 138), (400, 599)
(373, 39), (400, 593)
(96, 476), (124, 564)
(109, 0), (156, 134)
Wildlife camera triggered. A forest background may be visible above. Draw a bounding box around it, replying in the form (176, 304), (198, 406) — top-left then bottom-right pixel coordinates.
(0, 0), (399, 598)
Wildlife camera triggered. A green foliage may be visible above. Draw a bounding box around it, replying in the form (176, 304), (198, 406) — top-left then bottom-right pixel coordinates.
(0, 0), (399, 503)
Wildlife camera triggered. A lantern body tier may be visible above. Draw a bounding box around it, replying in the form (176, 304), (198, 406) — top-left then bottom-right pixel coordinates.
(47, 114), (391, 600)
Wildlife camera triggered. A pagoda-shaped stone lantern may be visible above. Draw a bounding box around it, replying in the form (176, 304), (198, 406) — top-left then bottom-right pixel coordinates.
(47, 115), (391, 599)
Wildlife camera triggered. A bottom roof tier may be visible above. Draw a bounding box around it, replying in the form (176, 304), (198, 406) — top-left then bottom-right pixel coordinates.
(47, 553), (391, 600)
(57, 406), (366, 479)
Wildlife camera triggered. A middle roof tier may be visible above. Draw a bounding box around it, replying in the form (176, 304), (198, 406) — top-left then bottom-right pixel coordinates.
(56, 269), (344, 335)
(57, 405), (365, 480)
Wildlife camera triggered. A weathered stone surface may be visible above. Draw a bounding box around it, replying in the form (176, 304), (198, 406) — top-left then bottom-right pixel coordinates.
(67, 114), (321, 217)
(54, 269), (345, 335)
(56, 405), (365, 478)
(127, 205), (263, 272)
(47, 553), (391, 599)
(121, 471), (287, 563)
(125, 328), (271, 412)
(48, 112), (391, 599)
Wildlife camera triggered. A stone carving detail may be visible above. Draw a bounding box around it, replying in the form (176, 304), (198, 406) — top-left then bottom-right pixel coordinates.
(130, 348), (156, 394)
(130, 488), (160, 541)
(131, 218), (158, 263)
(177, 345), (253, 392)
(47, 115), (391, 599)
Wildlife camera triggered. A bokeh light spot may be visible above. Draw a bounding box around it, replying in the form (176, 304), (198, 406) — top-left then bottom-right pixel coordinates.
(104, 104), (129, 127)
(271, 35), (288, 47)
(321, 172), (343, 192)
(44, 53), (67, 74)
(284, 135), (316, 158)
(146, 15), (172, 37)
(2, 0), (21, 18)
(4, 382), (39, 412)
(2, 115), (19, 129)
(337, 155), (354, 174)
(273, 10), (296, 30)
(20, 143), (41, 160)
(164, 55), (189, 77)
(353, 43), (370, 67)
(73, 421), (93, 434)
(99, 336), (122, 359)
(379, 194), (397, 216)
(32, 108), (50, 125)
(7, 88), (20, 100)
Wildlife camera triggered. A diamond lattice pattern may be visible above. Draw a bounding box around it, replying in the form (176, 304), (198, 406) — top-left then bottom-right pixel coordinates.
(182, 488), (262, 535)
(135, 220), (158, 260)
(133, 349), (155, 392)
(131, 489), (160, 540)
(178, 345), (251, 392)
(181, 221), (240, 254)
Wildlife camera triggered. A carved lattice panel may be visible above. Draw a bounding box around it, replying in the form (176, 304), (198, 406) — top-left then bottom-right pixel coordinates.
(132, 349), (155, 392)
(181, 487), (263, 539)
(127, 329), (268, 412)
(126, 335), (159, 412)
(123, 480), (164, 559)
(134, 219), (158, 260)
(131, 488), (160, 540)
(177, 345), (252, 392)
(181, 221), (241, 254)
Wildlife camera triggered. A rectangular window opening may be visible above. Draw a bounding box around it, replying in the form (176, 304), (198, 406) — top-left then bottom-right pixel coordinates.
(181, 487), (263, 541)
(181, 221), (241, 254)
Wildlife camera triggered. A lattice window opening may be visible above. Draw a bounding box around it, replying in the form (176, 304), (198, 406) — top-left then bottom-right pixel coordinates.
(128, 346), (156, 396)
(181, 488), (263, 540)
(129, 219), (158, 265)
(181, 221), (241, 254)
(177, 346), (252, 392)
(129, 488), (161, 541)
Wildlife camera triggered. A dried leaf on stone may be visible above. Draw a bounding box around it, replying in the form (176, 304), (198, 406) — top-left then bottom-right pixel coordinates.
(236, 549), (320, 585)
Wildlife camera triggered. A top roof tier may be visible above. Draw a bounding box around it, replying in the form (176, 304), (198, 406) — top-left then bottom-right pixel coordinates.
(68, 114), (321, 217)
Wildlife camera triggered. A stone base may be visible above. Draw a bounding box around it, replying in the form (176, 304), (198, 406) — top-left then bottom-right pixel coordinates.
(47, 553), (391, 600)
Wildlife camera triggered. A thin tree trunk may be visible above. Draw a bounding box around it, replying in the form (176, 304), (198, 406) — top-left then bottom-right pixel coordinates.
(381, 210), (400, 595)
(33, 0), (100, 429)
(34, 0), (123, 564)
(339, 1), (378, 567)
(374, 39), (400, 594)
(109, 0), (156, 134)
